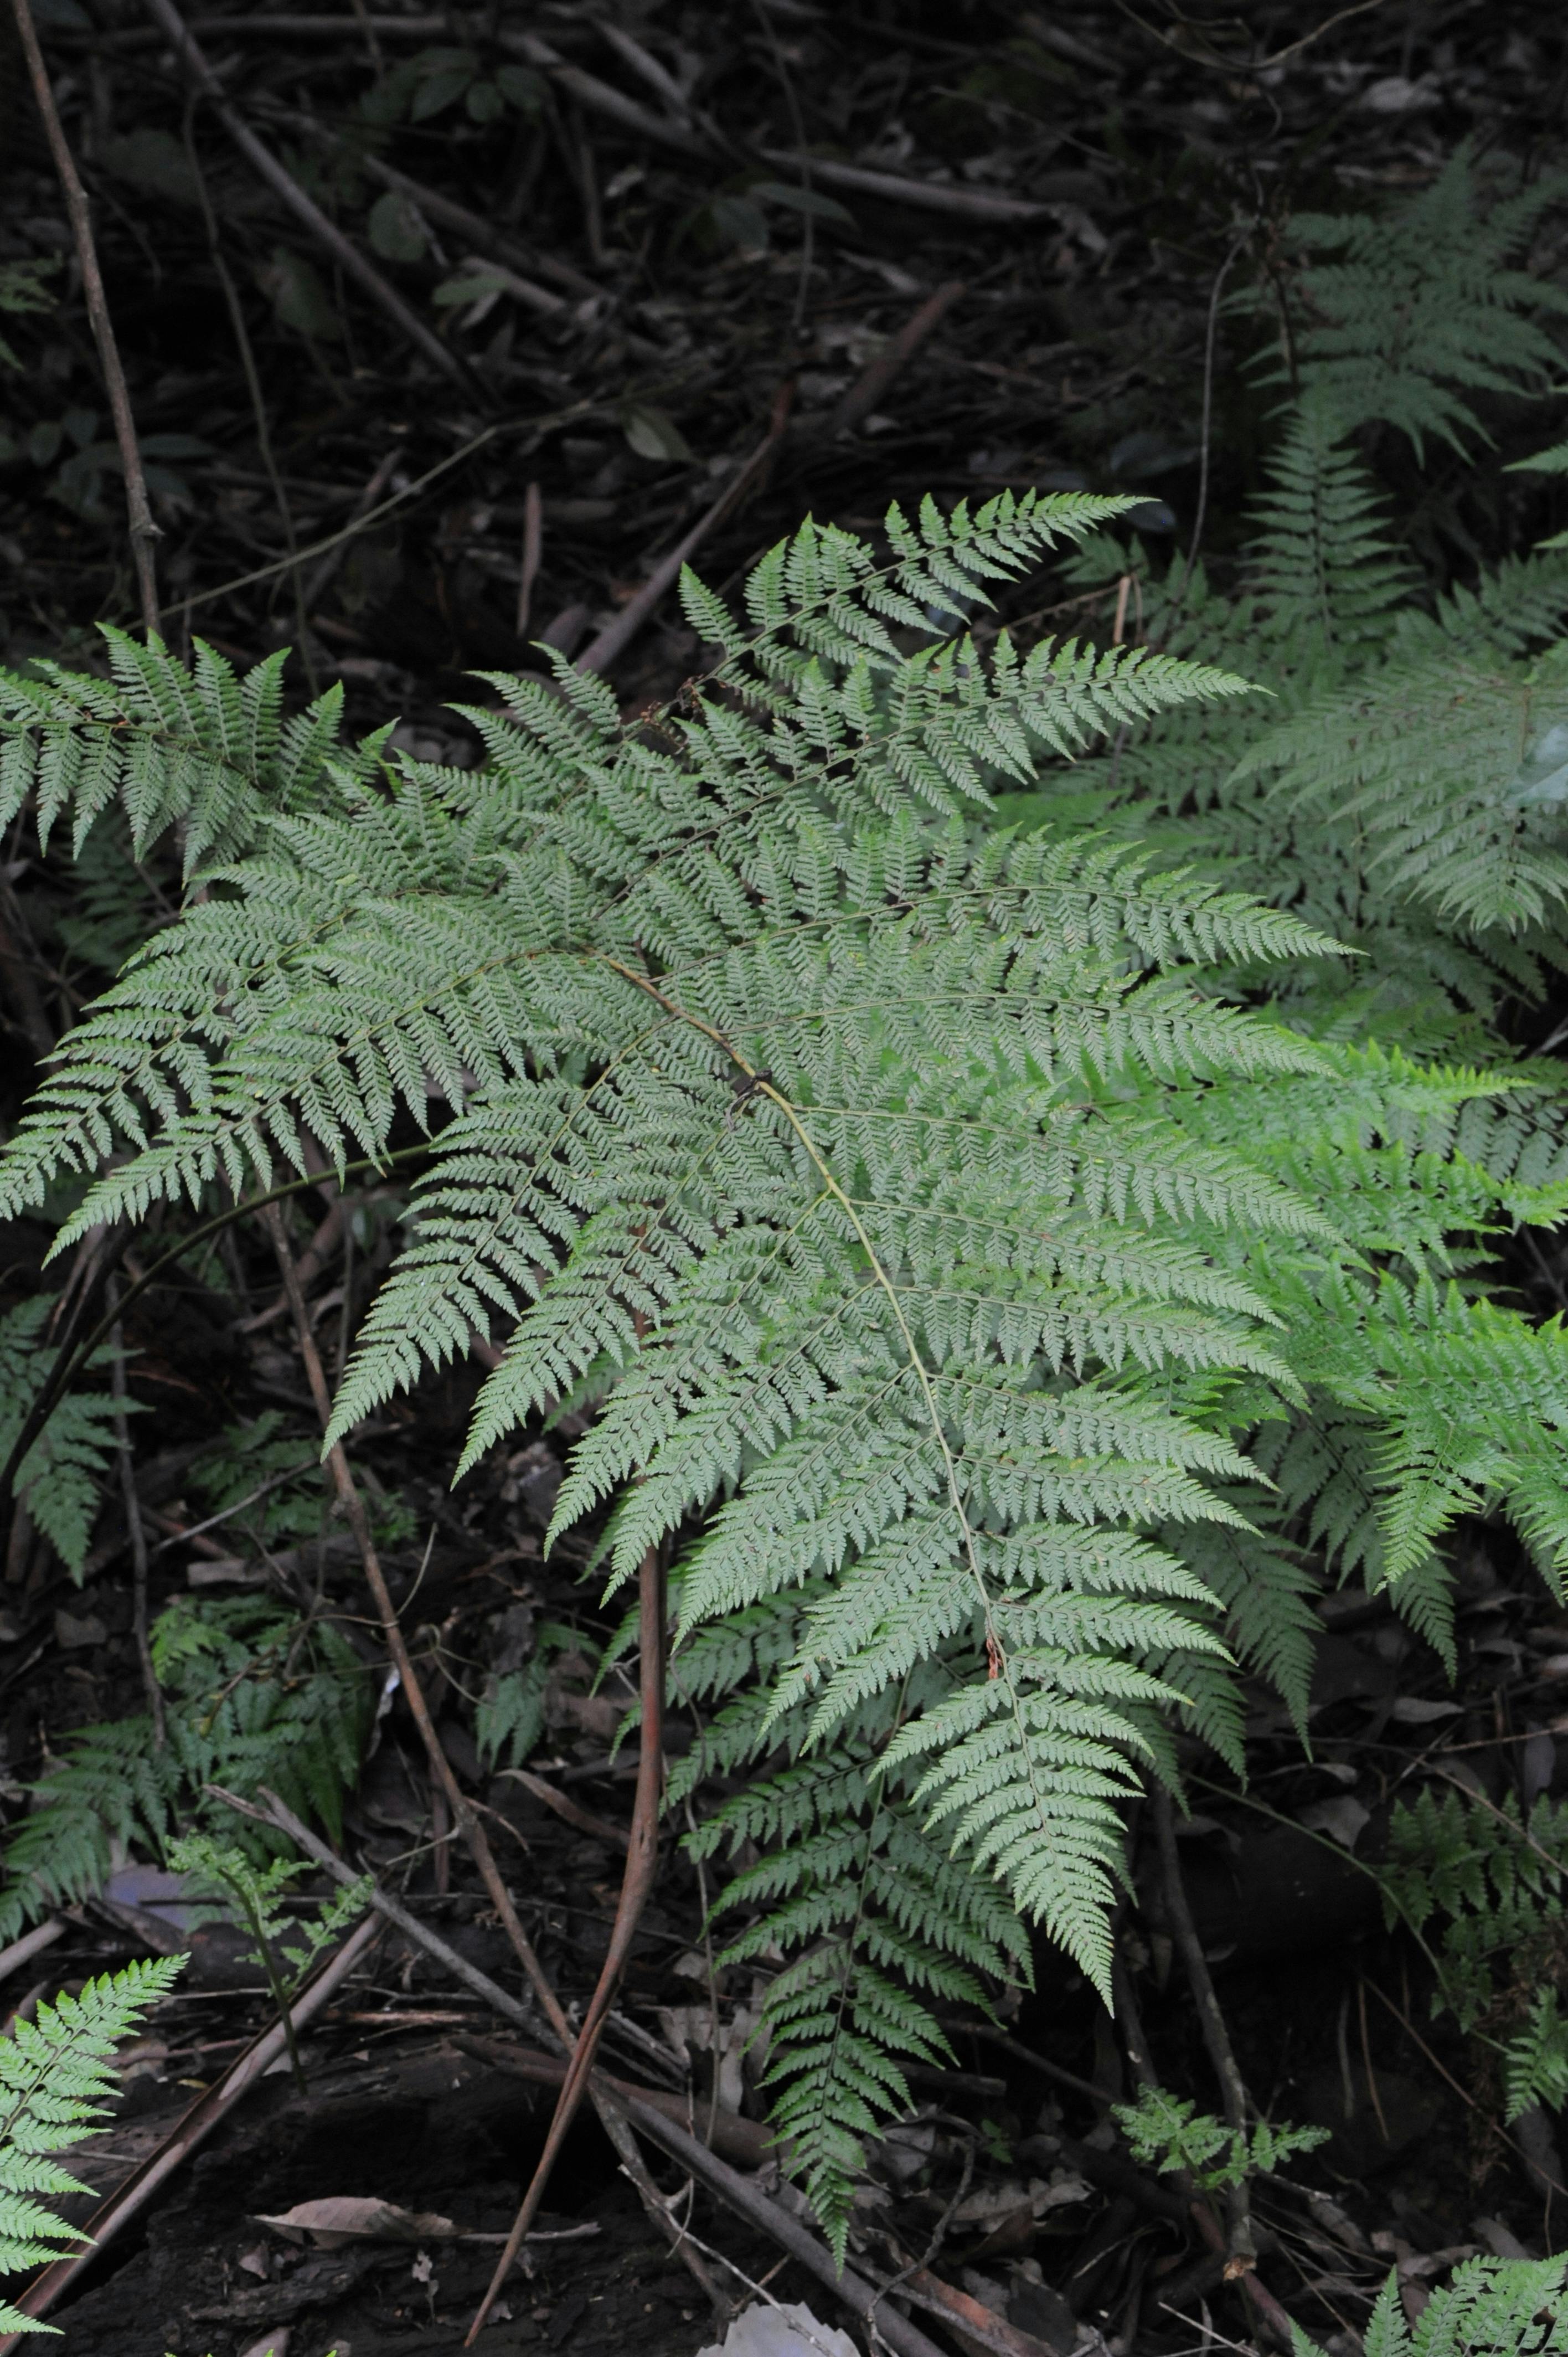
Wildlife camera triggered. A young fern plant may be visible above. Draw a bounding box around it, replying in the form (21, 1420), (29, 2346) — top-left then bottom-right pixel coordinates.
(0, 1956), (183, 2334)
(4, 490), (1568, 2247)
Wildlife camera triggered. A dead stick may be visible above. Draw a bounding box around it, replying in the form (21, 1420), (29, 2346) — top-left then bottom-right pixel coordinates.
(140, 0), (481, 398)
(256, 1222), (717, 2308)
(575, 382), (793, 675)
(0, 1916), (380, 2346)
(825, 280), (966, 440)
(758, 148), (1053, 225)
(10, 0), (160, 634)
(467, 1546), (666, 2338)
(260, 1201), (567, 2045)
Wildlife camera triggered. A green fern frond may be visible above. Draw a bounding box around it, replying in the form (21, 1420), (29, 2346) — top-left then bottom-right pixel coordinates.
(0, 1297), (129, 1579)
(1254, 146), (1568, 454)
(1293, 2256), (1568, 2357)
(0, 1955), (184, 2333)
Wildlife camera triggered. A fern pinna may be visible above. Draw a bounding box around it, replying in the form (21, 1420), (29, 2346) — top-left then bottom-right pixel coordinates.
(4, 484), (1568, 2247)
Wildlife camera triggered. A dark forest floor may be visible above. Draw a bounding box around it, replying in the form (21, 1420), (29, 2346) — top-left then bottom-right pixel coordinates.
(3, 4), (1568, 2355)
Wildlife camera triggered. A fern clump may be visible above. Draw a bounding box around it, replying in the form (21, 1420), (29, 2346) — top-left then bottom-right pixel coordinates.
(4, 455), (1568, 2250)
(0, 1955), (183, 2335)
(0, 1595), (371, 1942)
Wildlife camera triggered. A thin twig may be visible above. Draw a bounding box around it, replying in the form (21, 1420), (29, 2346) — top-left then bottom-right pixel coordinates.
(468, 1545), (666, 2339)
(1179, 227), (1254, 600)
(1152, 1788), (1255, 2257)
(10, 0), (160, 633)
(1362, 1976), (1568, 2202)
(178, 95), (318, 689)
(109, 1278), (164, 1746)
(154, 400), (601, 621)
(141, 0), (482, 397)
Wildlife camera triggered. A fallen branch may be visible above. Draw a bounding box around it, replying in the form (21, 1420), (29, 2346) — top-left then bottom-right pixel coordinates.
(897, 2267), (1061, 2357)
(0, 1917), (65, 1989)
(759, 148), (1058, 224)
(504, 29), (708, 159)
(11, 0), (160, 634)
(825, 279), (965, 438)
(0, 1915), (381, 2347)
(140, 0), (481, 397)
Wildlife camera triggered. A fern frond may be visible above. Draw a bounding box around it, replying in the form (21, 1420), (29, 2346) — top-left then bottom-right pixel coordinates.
(0, 1955), (183, 2332)
(1254, 146), (1568, 454)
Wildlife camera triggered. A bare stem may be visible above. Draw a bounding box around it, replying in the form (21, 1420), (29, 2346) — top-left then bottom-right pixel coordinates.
(11, 0), (161, 634)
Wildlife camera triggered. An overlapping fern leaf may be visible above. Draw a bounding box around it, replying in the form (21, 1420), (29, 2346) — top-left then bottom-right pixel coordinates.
(4, 489), (1568, 2245)
(0, 625), (388, 873)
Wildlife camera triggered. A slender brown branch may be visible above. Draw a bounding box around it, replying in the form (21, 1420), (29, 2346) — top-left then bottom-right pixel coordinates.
(10, 0), (160, 634)
(1149, 1791), (1298, 2348)
(140, 0), (482, 398)
(467, 1545), (666, 2339)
